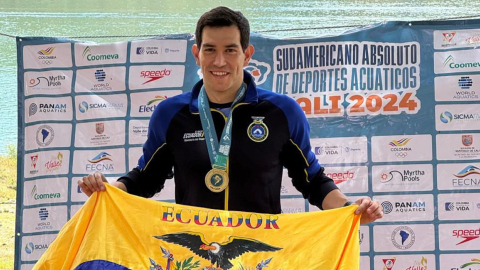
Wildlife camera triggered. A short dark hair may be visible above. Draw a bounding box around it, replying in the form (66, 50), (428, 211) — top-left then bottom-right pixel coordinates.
(195, 6), (250, 51)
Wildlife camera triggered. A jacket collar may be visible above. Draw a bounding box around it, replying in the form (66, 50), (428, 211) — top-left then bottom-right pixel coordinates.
(189, 70), (259, 113)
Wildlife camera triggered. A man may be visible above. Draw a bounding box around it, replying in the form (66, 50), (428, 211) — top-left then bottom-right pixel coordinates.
(79, 6), (383, 224)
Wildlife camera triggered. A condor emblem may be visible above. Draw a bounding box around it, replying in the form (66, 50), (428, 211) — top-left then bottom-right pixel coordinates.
(247, 116), (269, 142)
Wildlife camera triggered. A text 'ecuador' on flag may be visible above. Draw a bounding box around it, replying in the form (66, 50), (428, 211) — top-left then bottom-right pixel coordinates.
(32, 184), (360, 270)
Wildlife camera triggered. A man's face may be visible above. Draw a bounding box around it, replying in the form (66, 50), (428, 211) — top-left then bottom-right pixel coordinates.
(192, 25), (254, 101)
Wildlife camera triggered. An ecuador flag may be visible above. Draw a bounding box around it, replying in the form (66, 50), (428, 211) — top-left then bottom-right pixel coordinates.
(33, 184), (360, 270)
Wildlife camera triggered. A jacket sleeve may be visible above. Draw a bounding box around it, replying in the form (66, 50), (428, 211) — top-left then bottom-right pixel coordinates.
(278, 96), (338, 210)
(117, 100), (175, 198)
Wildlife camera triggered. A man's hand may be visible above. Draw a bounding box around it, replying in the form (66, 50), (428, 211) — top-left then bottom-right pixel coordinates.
(354, 197), (383, 224)
(78, 172), (108, 197)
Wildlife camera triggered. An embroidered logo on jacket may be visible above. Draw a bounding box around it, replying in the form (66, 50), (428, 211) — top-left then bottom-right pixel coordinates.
(248, 116), (269, 142)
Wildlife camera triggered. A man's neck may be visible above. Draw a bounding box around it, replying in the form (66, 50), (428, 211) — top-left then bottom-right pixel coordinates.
(204, 90), (237, 104)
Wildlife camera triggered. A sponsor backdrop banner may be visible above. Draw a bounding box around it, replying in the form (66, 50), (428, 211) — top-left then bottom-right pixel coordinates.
(16, 19), (480, 269)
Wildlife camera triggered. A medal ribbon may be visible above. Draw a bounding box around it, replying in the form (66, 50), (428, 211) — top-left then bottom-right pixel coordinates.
(198, 83), (246, 171)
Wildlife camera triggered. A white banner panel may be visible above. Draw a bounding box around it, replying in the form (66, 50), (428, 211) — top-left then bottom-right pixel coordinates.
(373, 194), (434, 222)
(280, 198), (306, 213)
(435, 74), (480, 102)
(280, 169), (302, 196)
(438, 193), (480, 220)
(74, 120), (125, 147)
(437, 162), (480, 190)
(440, 253), (480, 270)
(373, 224), (435, 252)
(25, 96), (73, 123)
(359, 225), (369, 253)
(130, 39), (188, 63)
(436, 104), (480, 131)
(324, 166), (368, 193)
(128, 147), (143, 171)
(434, 29), (480, 49)
(74, 94), (128, 120)
(436, 133), (480, 160)
(70, 204), (83, 218)
(374, 254), (435, 270)
(129, 120), (149, 145)
(23, 43), (72, 69)
(371, 134), (432, 162)
(372, 164), (433, 192)
(21, 234), (57, 261)
(75, 66), (126, 93)
(23, 150), (70, 178)
(25, 123), (72, 151)
(435, 49), (480, 74)
(151, 178), (175, 201)
(24, 70), (73, 96)
(74, 42), (128, 66)
(129, 90), (182, 117)
(439, 223), (480, 251)
(23, 178), (68, 206)
(360, 256), (370, 270)
(128, 65), (185, 90)
(72, 148), (126, 174)
(22, 206), (67, 233)
(310, 136), (368, 164)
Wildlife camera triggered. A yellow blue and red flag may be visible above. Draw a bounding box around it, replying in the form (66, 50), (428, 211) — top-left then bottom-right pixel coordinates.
(33, 184), (360, 270)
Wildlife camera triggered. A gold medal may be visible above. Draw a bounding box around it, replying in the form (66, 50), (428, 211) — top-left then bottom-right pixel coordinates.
(205, 168), (229, 193)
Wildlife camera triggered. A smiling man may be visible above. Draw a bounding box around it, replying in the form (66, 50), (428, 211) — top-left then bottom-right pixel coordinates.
(79, 6), (383, 224)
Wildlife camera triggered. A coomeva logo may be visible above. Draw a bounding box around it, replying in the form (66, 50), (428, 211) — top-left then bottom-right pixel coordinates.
(444, 55), (480, 70)
(30, 185), (61, 201)
(82, 46), (119, 62)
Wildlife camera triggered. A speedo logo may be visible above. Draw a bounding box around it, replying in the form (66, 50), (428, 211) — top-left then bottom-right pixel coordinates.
(141, 69), (172, 85)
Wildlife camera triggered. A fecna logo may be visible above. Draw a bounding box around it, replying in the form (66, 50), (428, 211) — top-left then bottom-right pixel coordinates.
(454, 165), (480, 178)
(459, 76), (473, 89)
(95, 69), (106, 82)
(389, 138), (412, 158)
(140, 69), (171, 85)
(382, 258), (396, 270)
(325, 171), (354, 185)
(45, 152), (64, 172)
(138, 95), (167, 113)
(443, 55), (480, 70)
(30, 185), (61, 201)
(440, 111), (453, 123)
(36, 125), (54, 147)
(391, 225), (415, 250)
(443, 32), (456, 42)
(86, 151), (114, 172)
(82, 46), (119, 62)
(382, 201), (393, 214)
(452, 227), (480, 245)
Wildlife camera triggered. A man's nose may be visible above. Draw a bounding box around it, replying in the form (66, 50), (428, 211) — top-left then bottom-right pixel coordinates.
(213, 52), (226, 67)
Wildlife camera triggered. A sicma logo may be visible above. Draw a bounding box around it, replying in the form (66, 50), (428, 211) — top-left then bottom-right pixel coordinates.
(140, 69), (171, 85)
(452, 227), (480, 245)
(86, 152), (114, 172)
(440, 111), (453, 123)
(24, 242), (49, 254)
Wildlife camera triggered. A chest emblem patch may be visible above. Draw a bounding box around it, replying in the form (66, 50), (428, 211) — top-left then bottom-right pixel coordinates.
(247, 116), (269, 142)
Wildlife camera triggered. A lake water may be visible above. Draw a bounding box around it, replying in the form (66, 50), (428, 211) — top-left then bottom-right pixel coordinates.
(1, 0), (480, 154)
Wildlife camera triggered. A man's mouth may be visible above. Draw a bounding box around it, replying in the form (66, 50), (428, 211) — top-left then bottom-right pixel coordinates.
(211, 71), (229, 76)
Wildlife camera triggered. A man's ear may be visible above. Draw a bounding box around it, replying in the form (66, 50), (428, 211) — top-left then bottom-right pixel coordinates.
(192, 44), (200, 66)
(243, 45), (255, 66)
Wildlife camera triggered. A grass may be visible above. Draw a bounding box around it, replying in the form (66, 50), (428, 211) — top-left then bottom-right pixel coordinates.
(0, 144), (17, 270)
